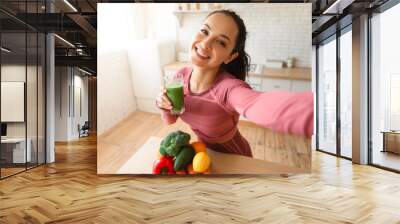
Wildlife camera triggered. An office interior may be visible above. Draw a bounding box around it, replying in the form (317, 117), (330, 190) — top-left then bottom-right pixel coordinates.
(0, 0), (399, 222)
(0, 0), (399, 177)
(0, 0), (97, 179)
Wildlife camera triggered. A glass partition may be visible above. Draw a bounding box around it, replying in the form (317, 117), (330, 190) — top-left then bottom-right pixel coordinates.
(27, 30), (38, 169)
(1, 31), (28, 177)
(0, 2), (46, 179)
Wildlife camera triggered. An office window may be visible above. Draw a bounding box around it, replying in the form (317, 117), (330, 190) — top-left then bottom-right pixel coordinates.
(371, 2), (400, 171)
(340, 29), (352, 158)
(317, 37), (337, 154)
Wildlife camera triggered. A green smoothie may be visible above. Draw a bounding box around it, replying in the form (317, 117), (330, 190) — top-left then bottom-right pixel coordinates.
(166, 83), (184, 114)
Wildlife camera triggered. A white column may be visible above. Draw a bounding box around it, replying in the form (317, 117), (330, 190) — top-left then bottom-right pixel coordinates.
(311, 45), (317, 150)
(46, 32), (55, 163)
(352, 14), (369, 164)
(45, 0), (55, 163)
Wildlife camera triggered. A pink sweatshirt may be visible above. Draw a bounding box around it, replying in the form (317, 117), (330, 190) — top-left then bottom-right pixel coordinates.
(161, 67), (314, 157)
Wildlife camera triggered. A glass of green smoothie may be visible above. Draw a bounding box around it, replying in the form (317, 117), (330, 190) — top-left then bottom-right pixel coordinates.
(164, 73), (185, 115)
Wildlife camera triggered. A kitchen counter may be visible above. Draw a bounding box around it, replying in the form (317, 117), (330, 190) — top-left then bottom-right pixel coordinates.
(257, 67), (311, 81)
(163, 61), (191, 71)
(163, 62), (311, 81)
(117, 136), (307, 174)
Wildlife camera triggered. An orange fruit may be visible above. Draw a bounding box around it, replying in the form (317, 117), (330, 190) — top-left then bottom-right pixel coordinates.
(191, 141), (206, 154)
(187, 163), (197, 174)
(192, 152), (211, 173)
(175, 170), (187, 175)
(203, 168), (211, 174)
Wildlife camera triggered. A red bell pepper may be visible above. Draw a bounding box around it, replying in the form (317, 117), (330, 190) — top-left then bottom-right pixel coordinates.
(152, 156), (175, 174)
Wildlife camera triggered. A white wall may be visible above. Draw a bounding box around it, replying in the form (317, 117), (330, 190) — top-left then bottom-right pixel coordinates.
(1, 65), (36, 138)
(145, 4), (177, 42)
(79, 75), (89, 124)
(98, 4), (178, 135)
(98, 4), (143, 136)
(97, 3), (148, 55)
(177, 3), (311, 67)
(72, 74), (89, 138)
(1, 64), (46, 163)
(97, 51), (137, 136)
(55, 67), (69, 141)
(127, 40), (175, 114)
(54, 67), (90, 141)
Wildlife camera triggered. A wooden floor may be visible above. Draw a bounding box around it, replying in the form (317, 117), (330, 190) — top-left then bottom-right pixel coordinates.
(1, 167), (26, 178)
(1, 163), (45, 178)
(98, 111), (311, 174)
(373, 150), (400, 171)
(0, 132), (400, 222)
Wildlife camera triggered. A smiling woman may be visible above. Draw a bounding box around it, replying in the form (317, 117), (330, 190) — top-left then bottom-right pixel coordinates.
(191, 10), (249, 82)
(189, 11), (244, 93)
(156, 9), (314, 158)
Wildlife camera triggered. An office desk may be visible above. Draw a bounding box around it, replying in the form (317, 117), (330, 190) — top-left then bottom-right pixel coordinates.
(1, 138), (31, 163)
(381, 131), (400, 154)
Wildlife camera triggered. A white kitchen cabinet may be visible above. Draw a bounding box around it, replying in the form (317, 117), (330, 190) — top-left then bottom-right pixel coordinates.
(246, 76), (262, 85)
(128, 40), (175, 113)
(261, 78), (292, 92)
(292, 80), (311, 92)
(246, 75), (263, 91)
(246, 75), (311, 93)
(250, 84), (262, 91)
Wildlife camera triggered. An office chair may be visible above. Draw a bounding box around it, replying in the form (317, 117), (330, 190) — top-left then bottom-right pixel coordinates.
(79, 121), (90, 138)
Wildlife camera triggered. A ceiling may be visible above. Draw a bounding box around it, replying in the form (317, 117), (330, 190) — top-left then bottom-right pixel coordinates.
(311, 0), (390, 43)
(0, 0), (99, 74)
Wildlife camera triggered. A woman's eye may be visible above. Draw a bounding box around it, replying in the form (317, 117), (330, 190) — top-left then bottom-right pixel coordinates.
(200, 29), (208, 35)
(217, 40), (226, 47)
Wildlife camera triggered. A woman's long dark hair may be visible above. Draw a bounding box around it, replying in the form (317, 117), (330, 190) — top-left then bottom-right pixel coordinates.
(206, 10), (250, 81)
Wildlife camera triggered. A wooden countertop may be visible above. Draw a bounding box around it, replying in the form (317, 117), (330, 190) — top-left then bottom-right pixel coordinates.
(117, 136), (306, 174)
(163, 61), (191, 71)
(257, 67), (311, 81)
(163, 62), (311, 81)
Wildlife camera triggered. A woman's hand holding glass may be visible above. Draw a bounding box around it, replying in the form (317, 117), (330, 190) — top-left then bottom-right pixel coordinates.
(156, 86), (172, 110)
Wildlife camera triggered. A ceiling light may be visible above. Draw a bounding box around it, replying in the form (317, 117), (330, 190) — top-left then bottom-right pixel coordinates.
(63, 0), (78, 12)
(78, 67), (93, 76)
(1, 47), (11, 53)
(54, 34), (75, 48)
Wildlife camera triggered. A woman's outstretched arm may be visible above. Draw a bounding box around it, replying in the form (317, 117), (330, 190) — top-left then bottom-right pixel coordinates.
(225, 81), (314, 137)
